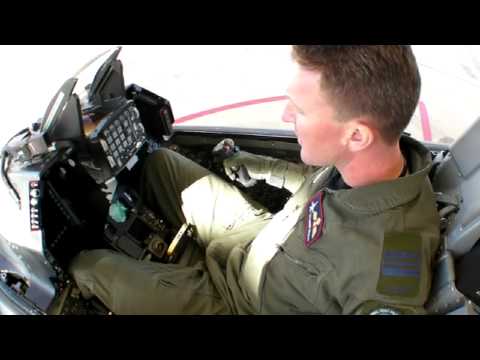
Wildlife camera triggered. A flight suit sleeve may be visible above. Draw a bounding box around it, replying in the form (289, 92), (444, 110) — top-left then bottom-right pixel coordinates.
(268, 159), (317, 194)
(223, 151), (316, 194)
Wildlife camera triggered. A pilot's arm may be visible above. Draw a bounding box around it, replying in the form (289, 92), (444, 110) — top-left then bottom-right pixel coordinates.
(223, 151), (317, 194)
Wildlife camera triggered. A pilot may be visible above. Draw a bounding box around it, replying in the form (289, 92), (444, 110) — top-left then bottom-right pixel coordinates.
(69, 45), (440, 314)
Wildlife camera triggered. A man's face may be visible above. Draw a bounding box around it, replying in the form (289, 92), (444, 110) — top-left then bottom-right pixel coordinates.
(282, 65), (349, 166)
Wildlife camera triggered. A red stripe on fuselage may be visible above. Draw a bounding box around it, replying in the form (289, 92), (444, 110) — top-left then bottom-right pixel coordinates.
(174, 96), (288, 124)
(418, 101), (432, 142)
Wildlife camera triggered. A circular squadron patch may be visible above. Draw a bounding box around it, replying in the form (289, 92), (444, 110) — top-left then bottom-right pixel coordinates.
(304, 191), (325, 247)
(369, 308), (400, 315)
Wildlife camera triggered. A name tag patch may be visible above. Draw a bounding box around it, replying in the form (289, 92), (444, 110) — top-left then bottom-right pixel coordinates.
(304, 191), (325, 247)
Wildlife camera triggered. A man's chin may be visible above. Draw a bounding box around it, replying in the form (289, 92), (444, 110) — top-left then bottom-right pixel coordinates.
(300, 150), (329, 167)
(300, 150), (312, 165)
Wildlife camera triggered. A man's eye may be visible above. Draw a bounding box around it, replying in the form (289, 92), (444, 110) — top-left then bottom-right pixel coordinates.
(295, 107), (305, 116)
(293, 104), (304, 115)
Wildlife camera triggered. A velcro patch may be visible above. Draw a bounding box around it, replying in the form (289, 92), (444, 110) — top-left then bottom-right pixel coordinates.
(377, 232), (422, 298)
(304, 191), (325, 247)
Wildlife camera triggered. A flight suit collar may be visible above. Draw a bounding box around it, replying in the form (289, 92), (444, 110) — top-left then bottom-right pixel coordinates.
(323, 136), (433, 214)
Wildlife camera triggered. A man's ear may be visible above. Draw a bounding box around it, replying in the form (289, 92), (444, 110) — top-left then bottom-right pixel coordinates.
(342, 121), (374, 152)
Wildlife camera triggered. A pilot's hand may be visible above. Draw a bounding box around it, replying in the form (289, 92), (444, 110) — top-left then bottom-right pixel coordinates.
(223, 151), (272, 186)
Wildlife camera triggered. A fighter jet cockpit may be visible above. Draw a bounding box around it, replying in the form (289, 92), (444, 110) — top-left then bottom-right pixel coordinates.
(2, 46), (480, 315)
(0, 46), (297, 315)
(1, 46), (188, 291)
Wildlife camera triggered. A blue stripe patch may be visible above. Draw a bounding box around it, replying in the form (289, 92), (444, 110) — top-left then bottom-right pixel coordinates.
(381, 250), (420, 278)
(383, 251), (419, 259)
(382, 259), (420, 268)
(377, 232), (423, 298)
(382, 267), (420, 278)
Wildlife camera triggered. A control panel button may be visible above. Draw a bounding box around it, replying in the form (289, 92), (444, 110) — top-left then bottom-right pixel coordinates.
(128, 108), (134, 121)
(107, 156), (116, 168)
(100, 139), (109, 152)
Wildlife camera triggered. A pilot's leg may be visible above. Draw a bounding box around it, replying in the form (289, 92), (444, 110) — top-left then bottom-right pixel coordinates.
(141, 148), (272, 247)
(140, 148), (211, 229)
(69, 249), (230, 314)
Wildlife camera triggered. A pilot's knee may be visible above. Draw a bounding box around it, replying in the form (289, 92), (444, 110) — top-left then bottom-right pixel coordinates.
(143, 148), (179, 180)
(69, 249), (122, 306)
(69, 249), (117, 287)
(145, 148), (175, 167)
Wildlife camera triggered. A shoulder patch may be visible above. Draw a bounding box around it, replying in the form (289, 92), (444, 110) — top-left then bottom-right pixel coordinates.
(355, 300), (423, 315)
(304, 191), (325, 248)
(369, 307), (400, 315)
(377, 232), (423, 298)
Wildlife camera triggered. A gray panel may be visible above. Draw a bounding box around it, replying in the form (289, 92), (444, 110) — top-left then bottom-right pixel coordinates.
(447, 301), (480, 315)
(450, 116), (480, 178)
(426, 249), (465, 314)
(0, 280), (44, 315)
(433, 117), (480, 257)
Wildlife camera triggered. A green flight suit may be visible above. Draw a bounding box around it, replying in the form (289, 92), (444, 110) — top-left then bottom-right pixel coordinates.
(69, 135), (440, 314)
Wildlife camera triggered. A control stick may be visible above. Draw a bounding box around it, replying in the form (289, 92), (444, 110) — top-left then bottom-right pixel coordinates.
(212, 138), (257, 188)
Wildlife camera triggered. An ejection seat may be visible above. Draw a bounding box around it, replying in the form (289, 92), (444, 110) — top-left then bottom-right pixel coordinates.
(425, 117), (480, 315)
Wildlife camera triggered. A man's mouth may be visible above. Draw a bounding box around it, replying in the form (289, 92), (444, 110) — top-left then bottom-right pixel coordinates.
(295, 131), (301, 144)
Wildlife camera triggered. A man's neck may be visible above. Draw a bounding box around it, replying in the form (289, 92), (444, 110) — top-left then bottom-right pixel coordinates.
(336, 141), (405, 188)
